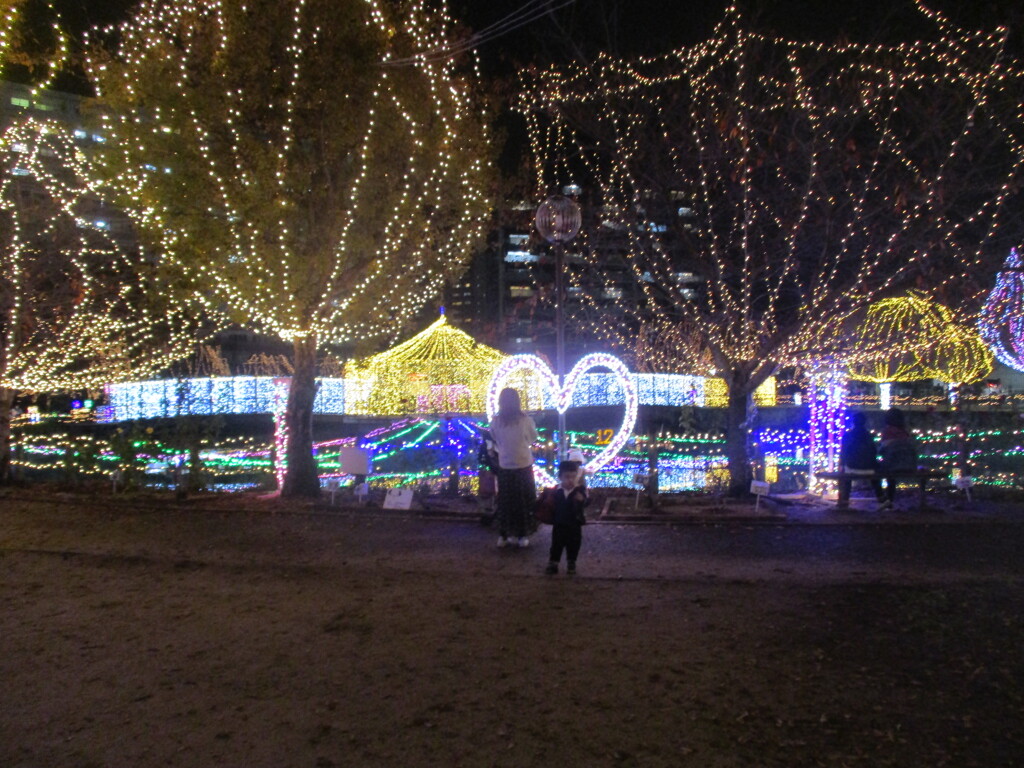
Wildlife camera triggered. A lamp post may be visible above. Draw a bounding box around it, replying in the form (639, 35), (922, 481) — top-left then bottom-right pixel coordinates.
(535, 194), (582, 460)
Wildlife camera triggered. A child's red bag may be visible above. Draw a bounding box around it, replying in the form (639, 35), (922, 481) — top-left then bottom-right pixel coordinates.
(534, 487), (556, 525)
(478, 469), (496, 498)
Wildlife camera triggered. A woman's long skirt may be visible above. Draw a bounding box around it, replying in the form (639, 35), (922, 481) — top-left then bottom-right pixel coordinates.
(496, 466), (537, 538)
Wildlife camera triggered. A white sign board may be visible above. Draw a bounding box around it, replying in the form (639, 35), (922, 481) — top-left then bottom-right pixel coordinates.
(954, 476), (975, 489)
(750, 480), (770, 496)
(383, 488), (415, 510)
(340, 446), (371, 476)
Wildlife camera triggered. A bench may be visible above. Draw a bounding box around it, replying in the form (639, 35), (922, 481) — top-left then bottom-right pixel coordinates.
(815, 469), (949, 509)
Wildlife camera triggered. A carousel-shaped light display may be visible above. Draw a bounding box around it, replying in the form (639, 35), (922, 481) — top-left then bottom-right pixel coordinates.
(344, 311), (508, 416)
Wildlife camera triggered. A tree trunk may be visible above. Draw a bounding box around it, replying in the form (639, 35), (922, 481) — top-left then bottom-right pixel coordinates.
(0, 387), (15, 484)
(442, 418), (460, 495)
(724, 372), (755, 497)
(646, 442), (660, 508)
(281, 335), (321, 498)
(950, 385), (971, 478)
(188, 442), (204, 494)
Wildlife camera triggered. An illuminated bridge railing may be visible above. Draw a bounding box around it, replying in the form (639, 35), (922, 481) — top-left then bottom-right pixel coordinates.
(99, 373), (774, 422)
(100, 377), (347, 422)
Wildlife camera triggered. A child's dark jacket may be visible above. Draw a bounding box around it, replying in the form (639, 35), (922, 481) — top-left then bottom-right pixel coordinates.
(552, 486), (589, 526)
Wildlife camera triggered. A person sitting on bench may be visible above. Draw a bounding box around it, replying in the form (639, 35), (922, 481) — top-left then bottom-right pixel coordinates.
(878, 407), (918, 509)
(838, 412), (885, 509)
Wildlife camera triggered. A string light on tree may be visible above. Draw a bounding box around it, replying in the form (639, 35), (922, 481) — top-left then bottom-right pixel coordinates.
(927, 323), (995, 407)
(807, 366), (849, 494)
(84, 0), (491, 497)
(0, 0), (69, 96)
(518, 2), (1024, 495)
(271, 378), (289, 491)
(848, 293), (951, 386)
(1, 118), (205, 482)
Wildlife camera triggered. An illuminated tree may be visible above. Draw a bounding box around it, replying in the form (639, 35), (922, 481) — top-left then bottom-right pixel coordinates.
(0, 0), (68, 89)
(978, 248), (1024, 372)
(631, 318), (714, 376)
(0, 0), (207, 483)
(520, 4), (1024, 494)
(86, 0), (491, 496)
(0, 118), (204, 482)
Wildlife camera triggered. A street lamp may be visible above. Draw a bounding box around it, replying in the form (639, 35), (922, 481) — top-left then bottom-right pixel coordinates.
(535, 194), (582, 459)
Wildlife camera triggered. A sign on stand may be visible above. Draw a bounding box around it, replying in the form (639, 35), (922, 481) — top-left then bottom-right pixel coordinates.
(750, 479), (770, 511)
(354, 482), (369, 504)
(954, 475), (974, 502)
(326, 477), (341, 505)
(383, 487), (415, 510)
(633, 473), (650, 510)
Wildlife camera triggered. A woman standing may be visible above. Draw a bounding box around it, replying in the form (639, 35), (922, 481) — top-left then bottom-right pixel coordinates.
(489, 387), (539, 548)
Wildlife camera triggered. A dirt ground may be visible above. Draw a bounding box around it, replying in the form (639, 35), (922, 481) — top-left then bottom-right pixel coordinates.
(1, 492), (1022, 768)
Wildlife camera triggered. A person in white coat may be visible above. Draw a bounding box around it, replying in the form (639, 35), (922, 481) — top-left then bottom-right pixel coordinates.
(489, 387), (538, 548)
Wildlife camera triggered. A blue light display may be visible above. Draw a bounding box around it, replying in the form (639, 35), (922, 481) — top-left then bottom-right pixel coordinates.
(102, 373), (714, 422)
(979, 248), (1024, 372)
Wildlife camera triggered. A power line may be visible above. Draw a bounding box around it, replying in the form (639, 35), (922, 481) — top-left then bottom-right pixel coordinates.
(382, 0), (576, 66)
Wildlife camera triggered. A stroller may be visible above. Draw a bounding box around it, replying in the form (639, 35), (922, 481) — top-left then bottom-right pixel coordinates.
(476, 429), (499, 526)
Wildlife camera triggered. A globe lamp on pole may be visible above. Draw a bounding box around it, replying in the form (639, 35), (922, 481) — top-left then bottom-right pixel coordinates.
(535, 194), (582, 460)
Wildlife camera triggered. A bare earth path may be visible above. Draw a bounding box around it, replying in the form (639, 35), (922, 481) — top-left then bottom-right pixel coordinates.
(2, 495), (1022, 767)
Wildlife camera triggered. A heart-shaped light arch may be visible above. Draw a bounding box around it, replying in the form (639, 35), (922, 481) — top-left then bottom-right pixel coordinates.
(486, 353), (638, 482)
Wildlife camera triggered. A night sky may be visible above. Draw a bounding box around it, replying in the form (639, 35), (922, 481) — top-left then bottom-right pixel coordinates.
(451, 0), (1022, 69)
(29, 0), (1024, 77)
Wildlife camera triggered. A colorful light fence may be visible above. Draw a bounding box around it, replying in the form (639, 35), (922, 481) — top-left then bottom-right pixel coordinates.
(14, 422), (1024, 492)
